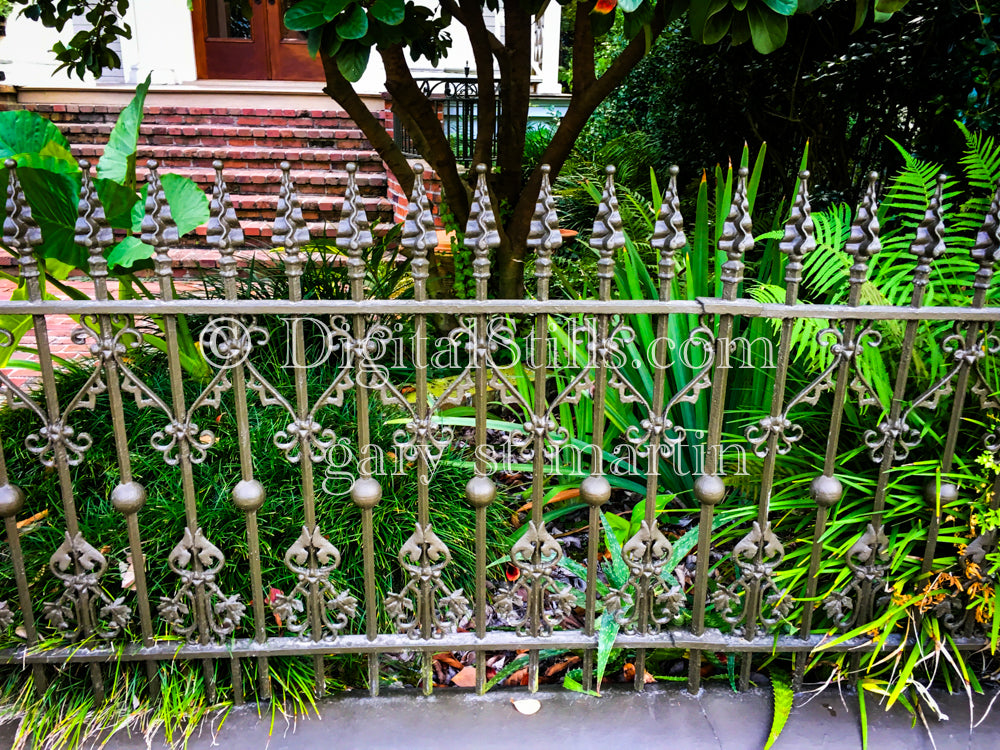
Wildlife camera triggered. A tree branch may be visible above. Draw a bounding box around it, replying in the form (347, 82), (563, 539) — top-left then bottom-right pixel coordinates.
(572, 1), (596, 93)
(458, 0), (498, 168)
(319, 54), (415, 196)
(380, 44), (470, 222)
(496, 0), (533, 205)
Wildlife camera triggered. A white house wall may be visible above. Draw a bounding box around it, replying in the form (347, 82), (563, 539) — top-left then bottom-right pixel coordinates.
(2, 1), (561, 95)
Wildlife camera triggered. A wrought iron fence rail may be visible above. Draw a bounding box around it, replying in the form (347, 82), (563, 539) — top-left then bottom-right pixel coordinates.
(0, 631), (990, 667)
(2, 155), (1000, 704)
(1, 298), (1000, 322)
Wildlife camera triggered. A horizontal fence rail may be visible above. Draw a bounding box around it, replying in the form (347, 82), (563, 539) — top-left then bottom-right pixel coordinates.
(1, 154), (1000, 704)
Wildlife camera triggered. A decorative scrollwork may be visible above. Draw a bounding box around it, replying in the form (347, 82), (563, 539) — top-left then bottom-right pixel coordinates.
(494, 521), (575, 636)
(711, 521), (791, 632)
(386, 523), (469, 639)
(158, 527), (245, 642)
(605, 521), (684, 633)
(821, 523), (890, 631)
(272, 525), (357, 640)
(749, 325), (882, 460)
(43, 532), (129, 641)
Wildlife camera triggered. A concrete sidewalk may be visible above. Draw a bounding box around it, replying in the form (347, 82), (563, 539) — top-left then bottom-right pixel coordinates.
(4, 682), (989, 750)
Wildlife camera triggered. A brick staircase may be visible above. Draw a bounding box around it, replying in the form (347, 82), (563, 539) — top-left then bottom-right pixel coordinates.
(1, 102), (393, 256)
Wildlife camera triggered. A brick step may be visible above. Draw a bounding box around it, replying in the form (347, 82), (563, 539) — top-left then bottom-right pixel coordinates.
(135, 166), (387, 195)
(3, 103), (366, 130)
(59, 122), (370, 150)
(228, 193), (391, 222)
(71, 144), (384, 173)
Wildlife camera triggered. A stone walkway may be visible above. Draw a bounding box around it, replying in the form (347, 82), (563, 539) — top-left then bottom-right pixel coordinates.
(3, 683), (993, 750)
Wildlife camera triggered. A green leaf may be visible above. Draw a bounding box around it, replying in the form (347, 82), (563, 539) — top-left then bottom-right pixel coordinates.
(285, 0), (349, 31)
(336, 42), (371, 82)
(761, 0), (797, 15)
(748, 4), (788, 53)
(0, 284), (34, 368)
(337, 4), (368, 39)
(689, 0), (729, 43)
(764, 669), (793, 749)
(307, 26), (324, 57)
(369, 0), (405, 26)
(95, 178), (139, 229)
(590, 7), (616, 38)
(594, 611), (620, 695)
(852, 0), (869, 31)
(618, 0), (644, 12)
(14, 167), (84, 270)
(107, 236), (154, 271)
(97, 73), (151, 191)
(703, 5), (733, 44)
(600, 512), (629, 589)
(0, 109), (72, 164)
(161, 174), (209, 236)
(874, 0), (909, 11)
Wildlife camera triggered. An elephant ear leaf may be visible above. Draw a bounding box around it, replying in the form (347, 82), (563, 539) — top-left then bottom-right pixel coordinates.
(0, 109), (73, 167)
(748, 3), (788, 54)
(129, 175), (209, 238)
(97, 73), (152, 191)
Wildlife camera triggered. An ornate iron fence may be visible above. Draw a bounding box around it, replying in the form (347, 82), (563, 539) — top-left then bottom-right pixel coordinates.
(1, 154), (1000, 706)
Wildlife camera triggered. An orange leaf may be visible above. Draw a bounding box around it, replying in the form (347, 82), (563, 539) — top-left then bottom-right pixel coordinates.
(433, 653), (464, 670)
(593, 0), (617, 13)
(544, 655), (581, 678)
(450, 666), (477, 688)
(512, 488), (580, 523)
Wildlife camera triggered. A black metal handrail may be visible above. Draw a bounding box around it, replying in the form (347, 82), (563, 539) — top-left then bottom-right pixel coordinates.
(392, 69), (501, 166)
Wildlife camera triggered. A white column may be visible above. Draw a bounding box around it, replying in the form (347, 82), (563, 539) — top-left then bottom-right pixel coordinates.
(537, 0), (562, 95)
(127, 0), (197, 84)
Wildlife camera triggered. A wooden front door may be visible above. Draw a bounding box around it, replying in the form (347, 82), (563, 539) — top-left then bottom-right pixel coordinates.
(192, 0), (324, 82)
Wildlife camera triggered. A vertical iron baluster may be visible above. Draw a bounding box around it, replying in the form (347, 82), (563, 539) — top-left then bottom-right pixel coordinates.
(1, 162), (48, 695)
(206, 160), (266, 703)
(526, 165), (560, 693)
(0, 449), (47, 694)
(339, 163), (383, 697)
(145, 159), (224, 702)
(687, 167), (752, 694)
(855, 176), (947, 646)
(631, 165), (686, 690)
(76, 161), (162, 698)
(795, 173), (881, 688)
(736, 171), (814, 689)
(579, 166), (623, 691)
(922, 181), (1000, 573)
(5, 159), (107, 700)
(271, 161), (328, 697)
(463, 164), (500, 694)
(400, 164), (437, 695)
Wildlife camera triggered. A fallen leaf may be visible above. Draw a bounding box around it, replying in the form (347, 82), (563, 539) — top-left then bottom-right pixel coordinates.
(118, 557), (135, 591)
(644, 671), (656, 684)
(450, 666), (477, 688)
(16, 509), (48, 530)
(545, 656), (580, 678)
(511, 698), (541, 716)
(623, 663), (635, 681)
(433, 652), (464, 670)
(266, 587), (284, 627)
(506, 668), (528, 686)
(14, 626), (26, 639)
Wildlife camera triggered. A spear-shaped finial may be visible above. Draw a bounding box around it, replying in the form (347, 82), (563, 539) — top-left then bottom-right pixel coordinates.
(141, 160), (179, 279)
(4, 159), (43, 288)
(527, 165), (561, 302)
(910, 174), (948, 290)
(272, 161), (310, 279)
(464, 164), (500, 301)
(75, 160), (114, 296)
(590, 166), (625, 290)
(718, 167), (753, 297)
(401, 163), (436, 301)
(971, 181), (1000, 294)
(336, 163), (373, 297)
(651, 165), (686, 301)
(779, 170), (816, 291)
(207, 160), (244, 282)
(845, 172), (881, 299)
